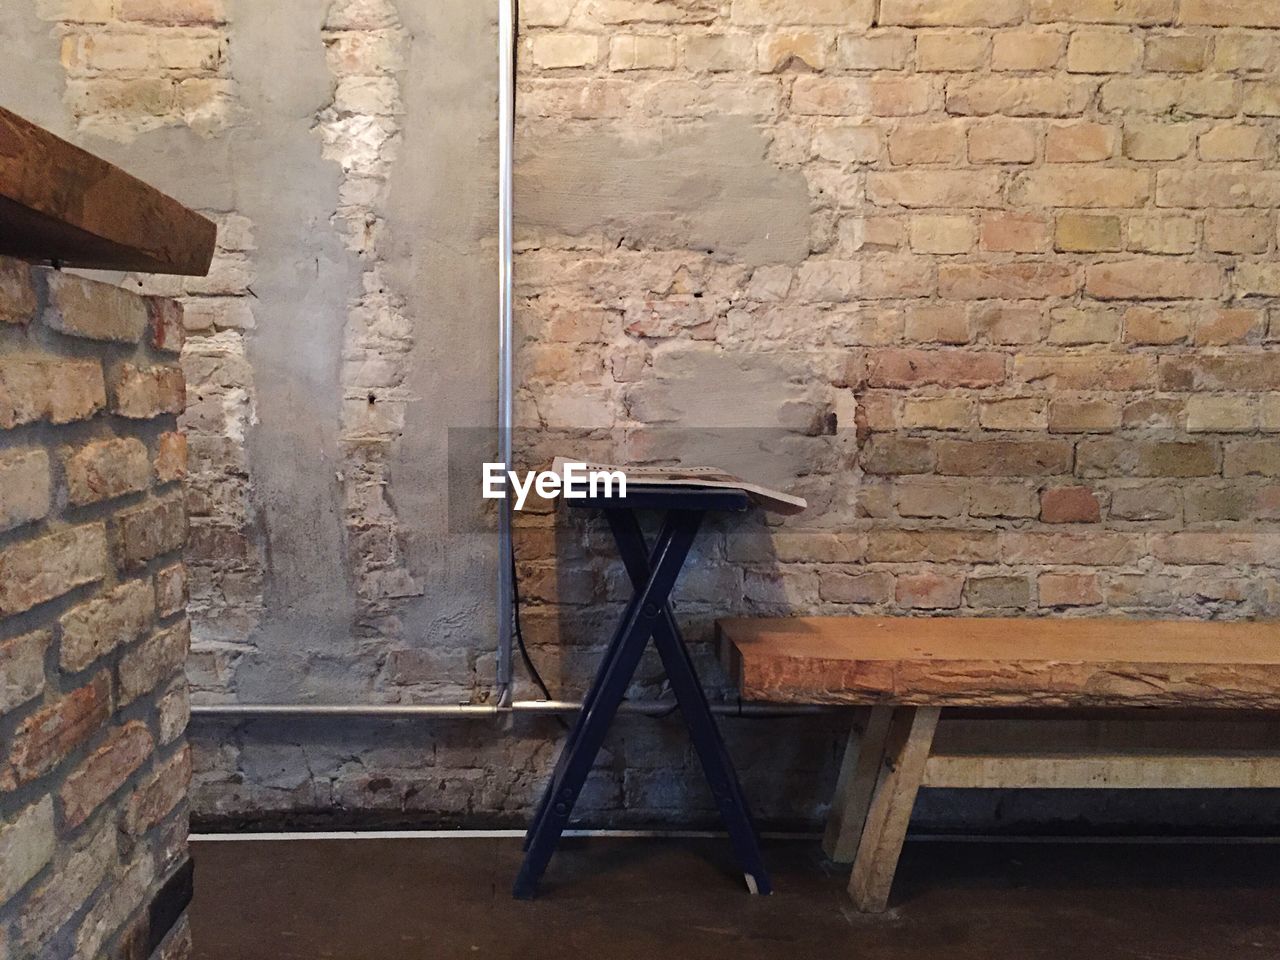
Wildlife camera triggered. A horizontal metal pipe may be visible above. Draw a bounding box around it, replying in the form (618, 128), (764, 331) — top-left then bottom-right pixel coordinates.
(189, 700), (840, 720)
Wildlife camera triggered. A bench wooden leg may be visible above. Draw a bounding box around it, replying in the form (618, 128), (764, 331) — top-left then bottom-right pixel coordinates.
(848, 706), (940, 913)
(822, 705), (894, 863)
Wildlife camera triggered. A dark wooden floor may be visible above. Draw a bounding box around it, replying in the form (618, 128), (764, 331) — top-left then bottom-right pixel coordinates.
(190, 835), (1280, 960)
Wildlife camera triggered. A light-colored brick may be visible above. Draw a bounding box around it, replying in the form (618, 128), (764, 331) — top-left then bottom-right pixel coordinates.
(909, 215), (976, 254)
(531, 34), (599, 69)
(154, 431), (189, 483)
(1055, 213), (1122, 252)
(1086, 259), (1222, 299)
(43, 272), (148, 344)
(757, 31), (826, 72)
(680, 34), (755, 72)
(947, 76), (1093, 116)
(112, 492), (187, 570)
(0, 524), (109, 616)
(992, 31), (1064, 70)
(888, 123), (965, 164)
(1031, 0), (1175, 24)
(1011, 167), (1150, 207)
(882, 0), (1026, 27)
(1045, 122), (1116, 161)
(0, 449), (51, 533)
(917, 33), (988, 71)
(0, 357), (106, 428)
(1198, 124), (1269, 161)
(968, 120), (1038, 163)
(1205, 213), (1271, 254)
(0, 630), (49, 716)
(119, 619), (189, 704)
(1067, 30), (1143, 73)
(0, 799), (55, 903)
(112, 363), (185, 419)
(1128, 215), (1197, 254)
(1123, 122), (1194, 160)
(0, 258), (36, 324)
(732, 0), (875, 25)
(1146, 34), (1209, 72)
(59, 579), (156, 673)
(609, 34), (676, 71)
(867, 170), (1004, 207)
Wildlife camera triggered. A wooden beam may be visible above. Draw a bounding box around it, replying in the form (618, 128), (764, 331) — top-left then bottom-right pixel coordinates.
(0, 107), (215, 276)
(822, 706), (893, 864)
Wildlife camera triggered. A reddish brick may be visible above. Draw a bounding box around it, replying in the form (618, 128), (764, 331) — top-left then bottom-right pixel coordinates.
(1041, 485), (1101, 523)
(59, 721), (154, 829)
(7, 674), (111, 786)
(154, 431), (189, 483)
(939, 262), (1079, 299)
(147, 297), (186, 353)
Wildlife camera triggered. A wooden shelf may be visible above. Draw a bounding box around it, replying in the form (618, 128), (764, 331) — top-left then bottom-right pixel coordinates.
(0, 107), (215, 276)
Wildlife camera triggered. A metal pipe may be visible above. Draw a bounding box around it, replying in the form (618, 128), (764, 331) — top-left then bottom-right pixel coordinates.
(189, 700), (840, 720)
(494, 0), (517, 706)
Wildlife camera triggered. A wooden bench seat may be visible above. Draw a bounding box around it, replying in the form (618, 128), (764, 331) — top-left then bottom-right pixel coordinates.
(716, 616), (1280, 912)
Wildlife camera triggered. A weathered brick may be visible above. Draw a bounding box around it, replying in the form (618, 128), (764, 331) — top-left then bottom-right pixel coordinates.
(0, 524), (109, 616)
(1123, 121), (1194, 160)
(147, 297), (186, 353)
(992, 30), (1064, 70)
(1187, 395), (1257, 433)
(1055, 213), (1122, 252)
(124, 744), (191, 835)
(1199, 124), (1269, 161)
(1003, 530), (1140, 565)
(1111, 485), (1181, 521)
(895, 480), (966, 518)
(1146, 34), (1210, 72)
(896, 571), (964, 609)
(836, 34), (912, 70)
(1160, 355), (1280, 392)
(1016, 354), (1154, 390)
(868, 348), (1005, 387)
(968, 120), (1038, 163)
(0, 257), (36, 324)
(947, 76), (1093, 116)
(938, 262), (1079, 299)
(1128, 215), (1197, 255)
(980, 397), (1047, 430)
(1123, 305), (1191, 345)
(1225, 440), (1280, 478)
(970, 480), (1038, 517)
(0, 798), (56, 903)
(1011, 167), (1150, 207)
(1041, 485), (1101, 523)
(1085, 259), (1223, 300)
(1157, 170), (1280, 208)
(904, 304), (969, 343)
(681, 34), (756, 71)
(531, 34), (599, 69)
(882, 0), (1026, 27)
(756, 31), (826, 72)
(1049, 306), (1120, 344)
(1039, 572), (1103, 606)
(979, 213), (1051, 252)
(732, 0), (875, 25)
(935, 439), (1073, 476)
(1046, 122), (1117, 161)
(62, 437), (152, 507)
(1205, 213), (1271, 254)
(74, 851), (157, 959)
(7, 674), (110, 785)
(889, 123), (966, 164)
(111, 363), (186, 419)
(59, 579), (156, 673)
(1031, 0), (1175, 24)
(866, 170), (1004, 207)
(60, 721), (154, 829)
(1067, 30), (1142, 72)
(154, 431), (189, 484)
(43, 272), (148, 344)
(1151, 532), (1280, 564)
(119, 619), (190, 704)
(116, 0), (225, 22)
(862, 437), (935, 475)
(901, 396), (975, 429)
(112, 493), (187, 570)
(0, 357), (106, 428)
(1185, 484), (1253, 523)
(917, 33), (989, 72)
(869, 528), (999, 562)
(1049, 397), (1119, 433)
(1180, 0), (1280, 28)
(1077, 439), (1219, 477)
(908, 214), (976, 253)
(15, 815), (117, 953)
(0, 630), (48, 716)
(964, 575), (1030, 608)
(818, 569), (893, 604)
(0, 448), (51, 532)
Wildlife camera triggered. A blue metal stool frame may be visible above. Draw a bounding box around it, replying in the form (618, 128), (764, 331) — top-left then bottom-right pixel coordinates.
(514, 485), (773, 899)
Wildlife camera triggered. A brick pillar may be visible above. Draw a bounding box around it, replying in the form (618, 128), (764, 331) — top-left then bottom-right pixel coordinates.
(0, 257), (192, 959)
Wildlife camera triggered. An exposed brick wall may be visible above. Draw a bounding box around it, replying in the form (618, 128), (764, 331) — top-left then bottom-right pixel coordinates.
(0, 258), (192, 958)
(513, 0), (1280, 653)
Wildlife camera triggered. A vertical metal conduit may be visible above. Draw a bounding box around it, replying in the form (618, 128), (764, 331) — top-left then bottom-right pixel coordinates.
(495, 0), (517, 706)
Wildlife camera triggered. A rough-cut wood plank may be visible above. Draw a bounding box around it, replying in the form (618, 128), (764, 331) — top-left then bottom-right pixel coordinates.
(848, 706), (939, 913)
(924, 752), (1280, 789)
(822, 706), (892, 864)
(0, 107), (214, 275)
(717, 616), (1280, 708)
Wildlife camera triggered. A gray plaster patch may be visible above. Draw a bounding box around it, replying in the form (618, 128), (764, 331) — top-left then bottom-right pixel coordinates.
(516, 117), (811, 267)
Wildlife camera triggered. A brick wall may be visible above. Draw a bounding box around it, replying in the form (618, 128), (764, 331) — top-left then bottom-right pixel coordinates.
(513, 0), (1280, 658)
(0, 257), (192, 959)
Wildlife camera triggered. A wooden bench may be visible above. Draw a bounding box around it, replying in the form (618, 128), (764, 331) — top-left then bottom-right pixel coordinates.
(716, 616), (1280, 912)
